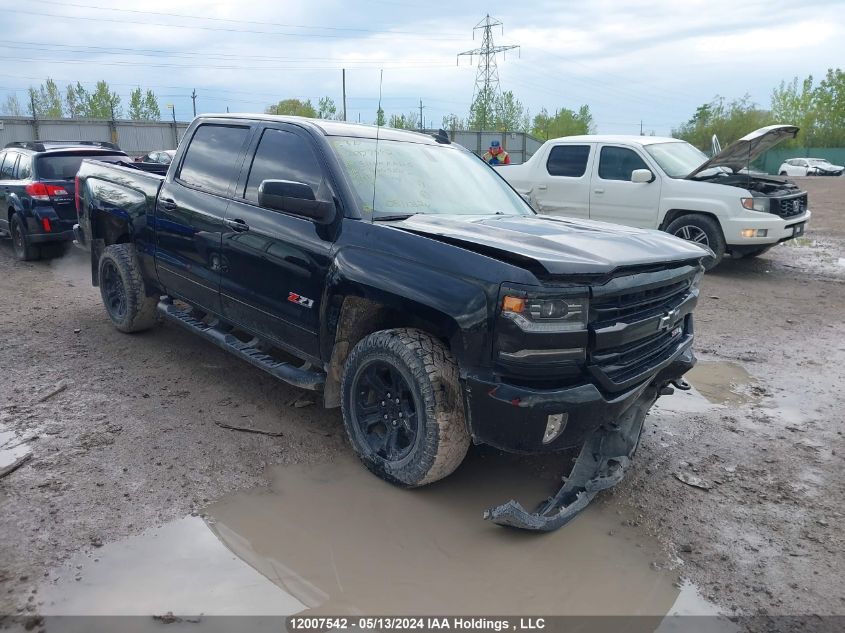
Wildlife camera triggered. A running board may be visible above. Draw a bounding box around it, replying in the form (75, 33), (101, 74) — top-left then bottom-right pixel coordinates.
(157, 301), (325, 391)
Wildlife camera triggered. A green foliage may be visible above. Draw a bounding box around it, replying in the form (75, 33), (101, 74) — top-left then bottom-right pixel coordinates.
(672, 95), (772, 150)
(128, 87), (161, 120)
(467, 88), (529, 132)
(317, 96), (340, 120)
(442, 113), (465, 132)
(375, 106), (386, 126)
(265, 98), (316, 117)
(530, 105), (595, 140)
(2, 94), (23, 116)
(387, 112), (419, 129)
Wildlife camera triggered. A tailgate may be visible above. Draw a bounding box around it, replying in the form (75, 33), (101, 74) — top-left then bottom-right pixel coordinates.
(38, 179), (77, 220)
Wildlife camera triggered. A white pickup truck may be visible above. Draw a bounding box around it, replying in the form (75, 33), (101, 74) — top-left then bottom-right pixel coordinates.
(496, 125), (810, 268)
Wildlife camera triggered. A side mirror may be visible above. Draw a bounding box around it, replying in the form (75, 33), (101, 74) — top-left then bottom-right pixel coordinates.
(258, 179), (335, 224)
(631, 169), (654, 184)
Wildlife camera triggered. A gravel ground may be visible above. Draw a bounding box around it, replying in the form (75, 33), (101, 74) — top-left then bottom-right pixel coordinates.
(1, 177), (843, 618)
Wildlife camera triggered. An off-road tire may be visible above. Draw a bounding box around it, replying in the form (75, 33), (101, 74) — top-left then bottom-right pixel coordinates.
(10, 214), (41, 261)
(665, 213), (726, 270)
(98, 244), (158, 333)
(340, 328), (470, 487)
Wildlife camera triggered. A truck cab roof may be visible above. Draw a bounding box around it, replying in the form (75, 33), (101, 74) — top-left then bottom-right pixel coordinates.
(199, 113), (444, 145)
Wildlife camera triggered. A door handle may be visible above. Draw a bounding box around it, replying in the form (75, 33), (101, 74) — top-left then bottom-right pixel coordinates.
(159, 198), (177, 210)
(536, 184), (548, 190)
(224, 218), (250, 232)
(593, 188), (605, 194)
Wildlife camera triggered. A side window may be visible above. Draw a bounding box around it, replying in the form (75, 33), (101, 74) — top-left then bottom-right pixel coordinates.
(178, 124), (251, 196)
(0, 152), (17, 179)
(16, 155), (32, 180)
(598, 146), (649, 181)
(546, 145), (590, 177)
(243, 128), (326, 204)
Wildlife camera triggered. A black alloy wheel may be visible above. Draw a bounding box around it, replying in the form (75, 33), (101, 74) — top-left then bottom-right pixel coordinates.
(100, 258), (128, 322)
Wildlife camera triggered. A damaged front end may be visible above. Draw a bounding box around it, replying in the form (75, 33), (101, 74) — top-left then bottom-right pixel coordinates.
(484, 384), (667, 532)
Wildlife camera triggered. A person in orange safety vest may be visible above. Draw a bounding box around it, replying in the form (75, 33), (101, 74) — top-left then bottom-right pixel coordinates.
(482, 139), (510, 165)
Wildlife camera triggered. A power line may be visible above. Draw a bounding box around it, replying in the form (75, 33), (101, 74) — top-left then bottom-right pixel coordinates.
(457, 14), (519, 129)
(29, 0), (465, 37)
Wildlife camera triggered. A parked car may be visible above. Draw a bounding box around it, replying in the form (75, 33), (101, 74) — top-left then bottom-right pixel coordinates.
(496, 125), (810, 269)
(778, 157), (844, 177)
(0, 140), (130, 261)
(133, 150), (176, 175)
(74, 114), (707, 531)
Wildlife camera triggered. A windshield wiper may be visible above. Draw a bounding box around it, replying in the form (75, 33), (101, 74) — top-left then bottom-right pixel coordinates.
(373, 213), (417, 222)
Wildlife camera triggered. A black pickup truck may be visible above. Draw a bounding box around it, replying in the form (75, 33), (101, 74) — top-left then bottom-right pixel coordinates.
(75, 114), (708, 531)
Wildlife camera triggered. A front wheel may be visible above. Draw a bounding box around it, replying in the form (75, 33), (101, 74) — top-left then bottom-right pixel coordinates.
(340, 328), (470, 487)
(98, 244), (159, 333)
(665, 214), (725, 270)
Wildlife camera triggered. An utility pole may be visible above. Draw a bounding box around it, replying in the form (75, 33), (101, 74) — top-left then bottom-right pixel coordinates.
(342, 69), (347, 122)
(457, 15), (519, 131)
(419, 99), (425, 132)
(640, 120), (643, 135)
(29, 90), (39, 140)
(191, 89), (197, 117)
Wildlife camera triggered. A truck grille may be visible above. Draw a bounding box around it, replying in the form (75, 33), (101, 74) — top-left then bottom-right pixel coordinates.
(591, 327), (684, 385)
(588, 265), (698, 391)
(772, 194), (807, 219)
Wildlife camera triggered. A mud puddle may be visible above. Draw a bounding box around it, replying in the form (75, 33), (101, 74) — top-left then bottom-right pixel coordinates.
(36, 451), (733, 627)
(683, 361), (759, 406)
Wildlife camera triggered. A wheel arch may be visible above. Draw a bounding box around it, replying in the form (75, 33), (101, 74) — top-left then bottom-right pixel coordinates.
(659, 209), (724, 235)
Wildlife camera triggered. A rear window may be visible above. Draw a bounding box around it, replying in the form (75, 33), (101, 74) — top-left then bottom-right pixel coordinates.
(178, 124), (251, 196)
(546, 145), (590, 177)
(36, 152), (128, 181)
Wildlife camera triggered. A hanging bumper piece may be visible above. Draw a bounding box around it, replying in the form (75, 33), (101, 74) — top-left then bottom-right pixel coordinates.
(483, 387), (658, 532)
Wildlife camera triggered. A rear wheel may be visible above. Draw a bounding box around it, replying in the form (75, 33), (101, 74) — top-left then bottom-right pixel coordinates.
(98, 244), (158, 333)
(340, 328), (470, 487)
(665, 214), (725, 270)
(10, 214), (41, 261)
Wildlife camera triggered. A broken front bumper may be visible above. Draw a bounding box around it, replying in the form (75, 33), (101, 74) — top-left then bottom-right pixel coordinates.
(478, 346), (695, 531)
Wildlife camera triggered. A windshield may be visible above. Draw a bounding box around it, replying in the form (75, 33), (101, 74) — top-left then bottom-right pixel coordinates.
(329, 137), (532, 218)
(643, 141), (711, 178)
(36, 153), (128, 180)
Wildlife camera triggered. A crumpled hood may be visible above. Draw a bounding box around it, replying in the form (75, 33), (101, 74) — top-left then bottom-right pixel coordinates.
(391, 214), (708, 276)
(688, 124), (799, 178)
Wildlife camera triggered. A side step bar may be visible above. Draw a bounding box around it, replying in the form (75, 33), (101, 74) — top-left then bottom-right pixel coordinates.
(157, 301), (325, 391)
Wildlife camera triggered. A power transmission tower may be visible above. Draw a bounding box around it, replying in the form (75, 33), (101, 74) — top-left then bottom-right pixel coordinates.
(457, 14), (519, 131)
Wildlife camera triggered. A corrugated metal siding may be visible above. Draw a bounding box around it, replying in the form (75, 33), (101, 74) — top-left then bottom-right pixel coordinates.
(0, 117), (189, 155)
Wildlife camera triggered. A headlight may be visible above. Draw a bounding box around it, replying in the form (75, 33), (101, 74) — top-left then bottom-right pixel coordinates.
(741, 197), (768, 212)
(501, 292), (588, 333)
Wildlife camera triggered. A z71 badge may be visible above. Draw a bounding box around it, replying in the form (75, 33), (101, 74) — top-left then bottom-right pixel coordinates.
(287, 292), (314, 309)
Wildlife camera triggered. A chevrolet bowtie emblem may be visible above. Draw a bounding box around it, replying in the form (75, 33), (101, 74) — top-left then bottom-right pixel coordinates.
(658, 308), (680, 332)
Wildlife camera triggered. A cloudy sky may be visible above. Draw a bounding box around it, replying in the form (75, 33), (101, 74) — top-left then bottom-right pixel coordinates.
(2, 0), (844, 135)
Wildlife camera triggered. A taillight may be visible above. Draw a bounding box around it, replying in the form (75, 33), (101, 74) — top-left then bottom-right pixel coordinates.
(75, 176), (81, 215)
(26, 183), (50, 202)
(25, 183), (68, 201)
(42, 217), (52, 232)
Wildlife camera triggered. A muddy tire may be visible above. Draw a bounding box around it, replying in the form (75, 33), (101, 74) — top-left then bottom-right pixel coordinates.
(97, 244), (158, 333)
(10, 214), (41, 261)
(340, 328), (470, 487)
(665, 213), (725, 270)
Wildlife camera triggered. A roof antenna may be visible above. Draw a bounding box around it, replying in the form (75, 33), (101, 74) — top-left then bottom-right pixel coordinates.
(371, 68), (383, 223)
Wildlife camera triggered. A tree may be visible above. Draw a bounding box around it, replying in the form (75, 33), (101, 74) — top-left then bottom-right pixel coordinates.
(771, 76), (817, 146)
(530, 105), (595, 140)
(467, 85), (497, 130)
(672, 95), (772, 150)
(495, 90), (527, 132)
(265, 98), (316, 117)
(811, 68), (845, 147)
(143, 90), (161, 120)
(375, 106), (386, 126)
(2, 94), (23, 116)
(442, 113), (465, 133)
(387, 112), (418, 129)
(65, 83), (80, 118)
(37, 79), (63, 118)
(128, 87), (161, 120)
(79, 80), (122, 119)
(317, 96), (339, 120)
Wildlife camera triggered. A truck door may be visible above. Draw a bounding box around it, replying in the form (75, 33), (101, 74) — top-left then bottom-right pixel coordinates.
(588, 145), (661, 228)
(530, 143), (592, 219)
(220, 124), (335, 361)
(155, 122), (253, 313)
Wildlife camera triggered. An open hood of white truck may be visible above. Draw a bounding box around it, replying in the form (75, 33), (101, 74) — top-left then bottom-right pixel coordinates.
(688, 125), (799, 178)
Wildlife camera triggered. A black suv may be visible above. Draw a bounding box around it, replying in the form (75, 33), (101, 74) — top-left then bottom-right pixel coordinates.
(0, 140), (130, 260)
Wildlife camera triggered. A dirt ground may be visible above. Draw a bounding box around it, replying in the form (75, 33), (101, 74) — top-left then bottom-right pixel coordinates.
(1, 177), (843, 620)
